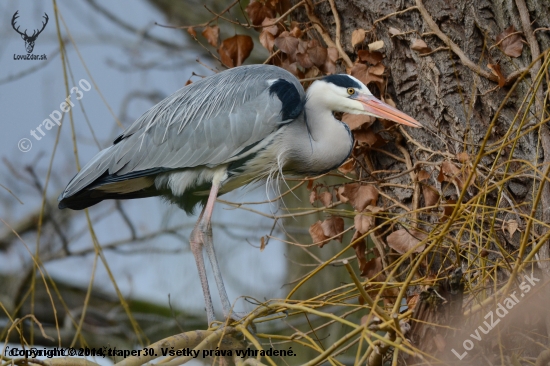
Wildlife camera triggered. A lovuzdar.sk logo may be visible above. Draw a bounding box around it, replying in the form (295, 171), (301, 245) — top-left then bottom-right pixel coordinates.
(12, 10), (48, 61)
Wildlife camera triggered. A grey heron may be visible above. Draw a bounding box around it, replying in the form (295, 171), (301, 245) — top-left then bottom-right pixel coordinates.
(58, 64), (420, 324)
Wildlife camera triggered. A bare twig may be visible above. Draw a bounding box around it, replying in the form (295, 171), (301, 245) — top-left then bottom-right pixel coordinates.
(419, 46), (449, 57)
(327, 0), (354, 68)
(372, 6), (418, 28)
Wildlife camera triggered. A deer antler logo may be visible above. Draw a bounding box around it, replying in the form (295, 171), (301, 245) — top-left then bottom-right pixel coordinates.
(12, 11), (49, 54)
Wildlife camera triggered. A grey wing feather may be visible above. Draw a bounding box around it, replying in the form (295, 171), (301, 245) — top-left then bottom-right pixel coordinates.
(60, 64), (303, 200)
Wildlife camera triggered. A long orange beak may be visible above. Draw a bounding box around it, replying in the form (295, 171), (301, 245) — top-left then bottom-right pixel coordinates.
(356, 94), (422, 128)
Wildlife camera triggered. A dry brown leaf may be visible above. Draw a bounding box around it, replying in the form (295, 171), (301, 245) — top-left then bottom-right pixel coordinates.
(321, 216), (345, 243)
(357, 49), (383, 65)
(422, 184), (440, 207)
(502, 219), (519, 238)
(337, 186), (349, 203)
(351, 28), (366, 47)
(280, 59), (303, 78)
(354, 127), (382, 147)
(410, 38), (431, 53)
(367, 205), (383, 214)
(368, 40), (384, 51)
(351, 231), (367, 276)
(260, 30), (275, 52)
(308, 42), (327, 67)
(309, 216), (345, 248)
(340, 183), (378, 211)
(296, 52), (313, 68)
(309, 221), (326, 246)
(488, 63), (505, 87)
(388, 27), (401, 36)
(338, 158), (355, 174)
(496, 26), (523, 58)
(354, 213), (373, 234)
(327, 47), (339, 62)
(438, 161), (461, 181)
(295, 39), (307, 54)
(457, 152), (470, 163)
(275, 0), (292, 17)
(309, 190), (317, 205)
(385, 98), (396, 108)
(218, 35), (254, 67)
(260, 236), (266, 251)
(417, 170), (431, 181)
(437, 160), (471, 190)
(274, 31), (299, 54)
(350, 63), (383, 85)
(342, 113), (374, 130)
(262, 18), (279, 35)
(361, 256), (384, 279)
(386, 229), (427, 254)
(319, 191), (333, 207)
(246, 0), (276, 26)
(187, 27), (197, 38)
(259, 19), (278, 52)
(202, 26), (220, 47)
(305, 66), (320, 79)
(440, 199), (456, 223)
(350, 63), (368, 81)
(289, 25), (302, 38)
(369, 63), (385, 76)
(407, 293), (419, 310)
(322, 47), (338, 75)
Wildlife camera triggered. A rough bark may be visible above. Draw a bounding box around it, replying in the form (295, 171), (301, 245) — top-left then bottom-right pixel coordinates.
(294, 0), (550, 364)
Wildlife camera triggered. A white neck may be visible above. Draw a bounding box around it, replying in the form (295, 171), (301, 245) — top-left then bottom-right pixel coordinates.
(281, 93), (353, 175)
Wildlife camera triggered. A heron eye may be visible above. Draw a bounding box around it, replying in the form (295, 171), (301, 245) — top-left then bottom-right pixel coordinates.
(347, 88), (355, 95)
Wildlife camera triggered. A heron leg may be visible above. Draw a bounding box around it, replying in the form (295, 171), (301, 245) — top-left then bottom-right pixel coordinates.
(191, 179), (243, 322)
(199, 182), (240, 320)
(202, 218), (237, 319)
(189, 205), (216, 324)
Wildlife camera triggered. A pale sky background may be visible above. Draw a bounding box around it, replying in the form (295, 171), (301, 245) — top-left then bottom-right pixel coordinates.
(0, 0), (288, 347)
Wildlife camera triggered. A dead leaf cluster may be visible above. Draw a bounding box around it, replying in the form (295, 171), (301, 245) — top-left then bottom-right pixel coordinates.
(271, 27), (338, 77)
(309, 216), (345, 247)
(337, 183), (378, 212)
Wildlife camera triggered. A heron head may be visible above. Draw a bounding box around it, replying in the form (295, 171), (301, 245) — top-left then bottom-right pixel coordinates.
(308, 74), (422, 128)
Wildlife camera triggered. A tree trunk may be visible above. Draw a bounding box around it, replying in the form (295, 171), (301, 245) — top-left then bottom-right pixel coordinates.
(294, 0), (550, 363)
